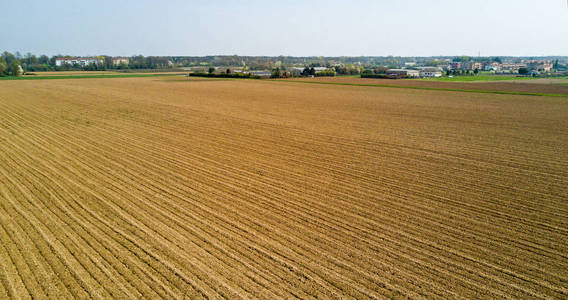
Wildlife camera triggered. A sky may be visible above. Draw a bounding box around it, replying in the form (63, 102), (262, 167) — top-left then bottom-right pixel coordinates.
(1, 0), (567, 57)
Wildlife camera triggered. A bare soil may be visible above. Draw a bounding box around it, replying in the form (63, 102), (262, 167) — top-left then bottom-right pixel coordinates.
(0, 77), (567, 298)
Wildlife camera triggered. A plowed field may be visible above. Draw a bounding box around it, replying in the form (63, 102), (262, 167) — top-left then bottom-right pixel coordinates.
(0, 77), (567, 299)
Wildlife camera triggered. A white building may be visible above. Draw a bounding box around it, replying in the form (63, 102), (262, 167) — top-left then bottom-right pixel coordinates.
(290, 67), (330, 72)
(386, 69), (420, 77)
(420, 67), (442, 77)
(55, 57), (103, 67)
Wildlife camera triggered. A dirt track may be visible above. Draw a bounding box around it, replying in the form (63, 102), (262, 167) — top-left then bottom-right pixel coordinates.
(0, 77), (567, 298)
(285, 76), (568, 95)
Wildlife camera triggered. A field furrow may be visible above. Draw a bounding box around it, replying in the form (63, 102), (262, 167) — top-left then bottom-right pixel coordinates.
(0, 77), (566, 298)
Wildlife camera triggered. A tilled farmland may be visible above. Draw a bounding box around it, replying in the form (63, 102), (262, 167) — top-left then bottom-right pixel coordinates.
(0, 77), (567, 299)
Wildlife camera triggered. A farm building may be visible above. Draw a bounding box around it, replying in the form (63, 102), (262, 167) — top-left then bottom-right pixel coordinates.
(386, 69), (420, 77)
(55, 57), (103, 67)
(289, 67), (331, 72)
(420, 67), (443, 77)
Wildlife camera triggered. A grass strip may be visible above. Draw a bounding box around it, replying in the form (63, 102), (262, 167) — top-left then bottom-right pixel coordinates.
(0, 74), (181, 80)
(278, 80), (568, 98)
(417, 75), (568, 82)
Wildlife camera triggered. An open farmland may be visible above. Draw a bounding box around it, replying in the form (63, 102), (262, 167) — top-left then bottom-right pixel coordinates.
(285, 76), (568, 96)
(0, 77), (567, 298)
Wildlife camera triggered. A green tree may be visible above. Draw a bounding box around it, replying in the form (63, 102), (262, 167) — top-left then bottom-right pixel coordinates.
(103, 56), (113, 69)
(0, 57), (6, 76)
(39, 55), (49, 64)
(518, 67), (529, 75)
(9, 60), (22, 76)
(208, 67), (215, 74)
(226, 68), (231, 74)
(271, 67), (281, 78)
(2, 51), (16, 65)
(309, 67), (316, 76)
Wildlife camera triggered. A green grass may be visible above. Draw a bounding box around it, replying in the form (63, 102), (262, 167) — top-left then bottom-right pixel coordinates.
(281, 80), (568, 98)
(335, 74), (360, 78)
(417, 75), (568, 82)
(417, 75), (533, 82)
(0, 73), (181, 80)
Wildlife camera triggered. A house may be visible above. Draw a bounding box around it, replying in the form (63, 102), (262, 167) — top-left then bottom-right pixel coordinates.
(55, 57), (103, 67)
(524, 60), (553, 72)
(420, 67), (442, 77)
(471, 62), (483, 71)
(449, 62), (461, 70)
(500, 63), (526, 73)
(112, 57), (129, 66)
(484, 62), (501, 71)
(460, 62), (473, 70)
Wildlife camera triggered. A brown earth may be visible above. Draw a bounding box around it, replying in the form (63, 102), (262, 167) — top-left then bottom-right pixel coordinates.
(0, 77), (567, 298)
(285, 76), (568, 95)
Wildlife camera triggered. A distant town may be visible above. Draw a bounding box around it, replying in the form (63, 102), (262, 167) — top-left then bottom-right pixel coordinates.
(1, 51), (567, 79)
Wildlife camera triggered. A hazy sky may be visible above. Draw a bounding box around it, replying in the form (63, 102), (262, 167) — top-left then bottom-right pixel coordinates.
(1, 0), (567, 57)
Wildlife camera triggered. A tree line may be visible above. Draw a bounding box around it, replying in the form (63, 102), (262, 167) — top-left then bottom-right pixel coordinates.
(0, 51), (179, 76)
(3, 50), (567, 77)
(0, 51), (26, 76)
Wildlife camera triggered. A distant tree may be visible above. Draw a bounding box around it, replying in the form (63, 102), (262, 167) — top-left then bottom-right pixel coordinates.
(39, 55), (49, 65)
(49, 56), (58, 67)
(103, 56), (113, 69)
(493, 57), (502, 64)
(208, 67), (215, 74)
(23, 53), (38, 65)
(271, 67), (281, 78)
(374, 67), (387, 74)
(8, 60), (22, 76)
(2, 51), (16, 65)
(309, 67), (316, 76)
(518, 67), (529, 75)
(226, 68), (231, 74)
(0, 57), (6, 76)
(334, 66), (347, 75)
